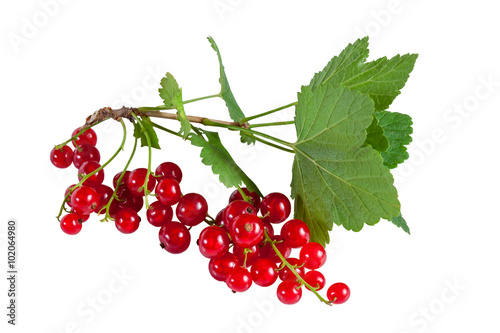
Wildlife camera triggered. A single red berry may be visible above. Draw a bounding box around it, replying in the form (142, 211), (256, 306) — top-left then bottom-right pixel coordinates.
(93, 184), (114, 214)
(176, 193), (208, 227)
(229, 188), (261, 212)
(232, 214), (264, 248)
(71, 127), (97, 147)
(260, 192), (291, 224)
(113, 171), (130, 189)
(277, 280), (302, 305)
(226, 267), (252, 292)
(278, 258), (306, 281)
(300, 242), (327, 269)
(251, 258), (278, 287)
(159, 222), (191, 254)
(60, 213), (83, 235)
(155, 178), (182, 206)
(73, 144), (100, 169)
(198, 226), (230, 258)
(260, 235), (291, 264)
(208, 252), (240, 282)
(327, 283), (350, 304)
(233, 244), (260, 267)
(78, 161), (104, 187)
(115, 207), (141, 234)
(304, 270), (326, 291)
(50, 145), (74, 168)
(126, 168), (156, 196)
(281, 219), (310, 248)
(215, 209), (225, 226)
(155, 162), (182, 183)
(146, 201), (173, 227)
(71, 186), (100, 214)
(223, 200), (256, 231)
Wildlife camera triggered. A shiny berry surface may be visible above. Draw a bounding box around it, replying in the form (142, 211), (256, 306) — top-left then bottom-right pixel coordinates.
(232, 214), (264, 248)
(73, 144), (100, 169)
(260, 235), (291, 264)
(226, 267), (252, 292)
(155, 178), (182, 206)
(208, 252), (239, 282)
(70, 186), (100, 214)
(304, 270), (326, 291)
(300, 242), (327, 269)
(155, 162), (182, 183)
(176, 193), (208, 227)
(78, 161), (104, 187)
(146, 201), (173, 227)
(71, 127), (97, 147)
(113, 171), (131, 189)
(94, 184), (114, 214)
(251, 258), (278, 287)
(115, 207), (141, 234)
(277, 281), (302, 305)
(50, 145), (74, 168)
(233, 244), (260, 267)
(198, 226), (230, 258)
(229, 188), (261, 212)
(260, 192), (291, 224)
(327, 283), (350, 304)
(159, 222), (191, 254)
(126, 168), (156, 196)
(223, 200), (256, 230)
(278, 258), (305, 281)
(281, 219), (310, 248)
(60, 214), (83, 235)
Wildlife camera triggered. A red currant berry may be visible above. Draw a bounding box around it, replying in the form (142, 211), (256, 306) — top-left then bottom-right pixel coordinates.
(278, 258), (306, 281)
(159, 222), (191, 254)
(229, 188), (261, 212)
(300, 242), (327, 269)
(327, 282), (350, 304)
(209, 252), (240, 282)
(260, 192), (291, 224)
(223, 200), (256, 230)
(146, 201), (173, 227)
(262, 220), (274, 238)
(64, 184), (77, 207)
(215, 209), (225, 226)
(251, 258), (278, 287)
(78, 161), (104, 187)
(155, 178), (182, 206)
(226, 267), (252, 292)
(232, 214), (264, 248)
(113, 171), (130, 189)
(304, 270), (326, 291)
(233, 244), (260, 267)
(71, 127), (97, 147)
(198, 226), (230, 258)
(281, 219), (310, 248)
(115, 207), (141, 234)
(72, 211), (90, 222)
(60, 213), (83, 235)
(155, 162), (182, 183)
(50, 145), (74, 168)
(126, 168), (156, 196)
(260, 235), (291, 264)
(117, 188), (144, 212)
(176, 193), (208, 227)
(93, 184), (114, 214)
(73, 144), (100, 169)
(277, 280), (302, 305)
(71, 186), (100, 214)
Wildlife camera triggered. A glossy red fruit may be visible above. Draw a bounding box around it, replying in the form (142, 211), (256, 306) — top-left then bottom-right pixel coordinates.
(198, 226), (230, 259)
(277, 281), (302, 304)
(73, 144), (100, 168)
(233, 244), (260, 267)
(226, 267), (252, 292)
(176, 193), (208, 227)
(50, 145), (74, 168)
(327, 283), (350, 304)
(71, 186), (100, 214)
(281, 219), (310, 248)
(118, 188), (144, 212)
(278, 258), (306, 281)
(71, 127), (97, 147)
(64, 184), (77, 207)
(260, 235), (291, 264)
(223, 200), (257, 231)
(115, 207), (141, 234)
(300, 242), (327, 269)
(126, 168), (156, 196)
(155, 162), (182, 183)
(232, 214), (265, 248)
(155, 178), (182, 205)
(209, 252), (240, 281)
(159, 222), (191, 254)
(113, 171), (130, 189)
(146, 201), (173, 227)
(262, 220), (274, 238)
(60, 213), (83, 235)
(72, 211), (90, 222)
(229, 188), (261, 212)
(251, 258), (278, 287)
(304, 270), (326, 291)
(260, 192), (291, 224)
(215, 209), (225, 226)
(78, 161), (104, 187)
(94, 184), (114, 214)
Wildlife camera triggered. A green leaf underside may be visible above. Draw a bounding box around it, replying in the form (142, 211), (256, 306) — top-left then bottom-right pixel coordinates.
(310, 37), (418, 111)
(207, 36), (254, 144)
(390, 213), (410, 235)
(159, 72), (191, 139)
(364, 115), (389, 152)
(190, 129), (262, 197)
(291, 83), (401, 245)
(375, 111), (413, 169)
(133, 116), (160, 149)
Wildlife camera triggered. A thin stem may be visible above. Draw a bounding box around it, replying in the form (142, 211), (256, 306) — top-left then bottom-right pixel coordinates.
(131, 113), (153, 209)
(183, 93), (220, 104)
(139, 110), (241, 127)
(149, 121), (184, 138)
(248, 134), (294, 154)
(239, 102), (297, 124)
(56, 120), (127, 221)
(247, 121), (295, 129)
(137, 93), (220, 112)
(264, 231), (332, 306)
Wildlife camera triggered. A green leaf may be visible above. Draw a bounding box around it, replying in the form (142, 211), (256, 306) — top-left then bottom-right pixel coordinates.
(291, 83), (401, 245)
(375, 111), (413, 169)
(310, 37), (418, 111)
(207, 36), (254, 144)
(364, 115), (389, 152)
(390, 213), (410, 235)
(158, 72), (191, 139)
(133, 116), (160, 149)
(190, 128), (262, 197)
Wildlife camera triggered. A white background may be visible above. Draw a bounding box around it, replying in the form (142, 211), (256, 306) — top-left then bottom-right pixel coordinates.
(1, 0), (499, 332)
